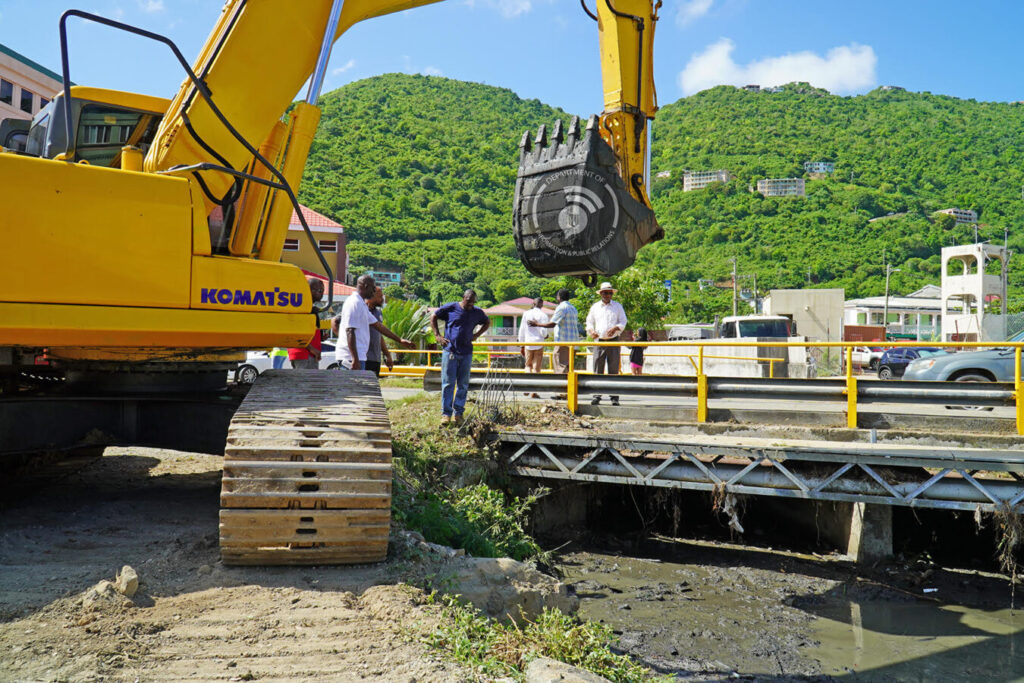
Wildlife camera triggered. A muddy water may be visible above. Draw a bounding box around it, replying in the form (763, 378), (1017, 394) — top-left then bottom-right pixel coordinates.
(558, 541), (1024, 681)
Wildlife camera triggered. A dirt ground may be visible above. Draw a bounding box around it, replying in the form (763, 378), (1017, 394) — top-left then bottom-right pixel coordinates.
(3, 436), (1021, 682)
(0, 448), (469, 682)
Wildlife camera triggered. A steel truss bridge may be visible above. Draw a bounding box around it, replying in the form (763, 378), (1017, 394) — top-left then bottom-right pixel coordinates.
(498, 431), (1024, 513)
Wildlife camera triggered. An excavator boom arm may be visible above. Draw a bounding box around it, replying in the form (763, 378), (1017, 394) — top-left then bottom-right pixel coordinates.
(143, 0), (660, 279)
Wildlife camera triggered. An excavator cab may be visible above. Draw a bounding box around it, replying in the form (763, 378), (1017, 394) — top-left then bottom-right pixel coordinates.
(512, 114), (662, 281)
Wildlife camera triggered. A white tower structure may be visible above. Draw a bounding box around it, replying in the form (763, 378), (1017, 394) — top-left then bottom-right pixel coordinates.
(940, 243), (1009, 341)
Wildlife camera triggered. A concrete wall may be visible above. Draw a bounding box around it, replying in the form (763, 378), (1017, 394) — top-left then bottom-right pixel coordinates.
(765, 289), (845, 342)
(0, 48), (61, 122)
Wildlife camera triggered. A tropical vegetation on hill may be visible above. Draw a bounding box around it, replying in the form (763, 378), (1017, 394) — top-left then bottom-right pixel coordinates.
(298, 74), (1024, 324)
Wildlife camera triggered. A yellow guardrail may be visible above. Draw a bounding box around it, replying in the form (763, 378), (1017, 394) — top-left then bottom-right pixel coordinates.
(390, 339), (1024, 435)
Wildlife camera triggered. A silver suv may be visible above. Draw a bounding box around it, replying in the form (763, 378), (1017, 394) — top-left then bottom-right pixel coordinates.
(902, 348), (1017, 383)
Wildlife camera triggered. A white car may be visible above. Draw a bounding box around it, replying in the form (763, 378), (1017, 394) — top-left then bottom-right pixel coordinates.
(851, 346), (885, 370)
(234, 341), (341, 384)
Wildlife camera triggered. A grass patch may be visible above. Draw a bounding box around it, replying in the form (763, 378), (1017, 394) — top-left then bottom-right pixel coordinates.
(380, 376), (424, 389)
(394, 483), (543, 561)
(388, 393), (544, 561)
(426, 597), (657, 682)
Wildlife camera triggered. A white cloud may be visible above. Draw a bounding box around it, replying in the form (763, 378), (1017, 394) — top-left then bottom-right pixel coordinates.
(677, 0), (713, 26)
(678, 38), (877, 95)
(138, 0), (164, 12)
(331, 59), (356, 76)
(421, 66), (443, 77)
(464, 0), (532, 18)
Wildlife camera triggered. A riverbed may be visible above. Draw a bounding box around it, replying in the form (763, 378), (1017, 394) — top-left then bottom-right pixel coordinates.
(558, 538), (1023, 680)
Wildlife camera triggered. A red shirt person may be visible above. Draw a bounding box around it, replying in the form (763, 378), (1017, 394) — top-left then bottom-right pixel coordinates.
(288, 277), (325, 369)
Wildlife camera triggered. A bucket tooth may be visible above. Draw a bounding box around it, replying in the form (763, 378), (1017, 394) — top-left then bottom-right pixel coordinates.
(552, 119), (564, 146)
(586, 114), (599, 131)
(565, 116), (581, 152)
(519, 130), (532, 153)
(534, 124), (548, 148)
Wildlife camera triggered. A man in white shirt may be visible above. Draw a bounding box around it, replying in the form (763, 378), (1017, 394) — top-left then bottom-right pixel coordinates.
(585, 281), (627, 406)
(335, 275), (413, 370)
(518, 297), (549, 398)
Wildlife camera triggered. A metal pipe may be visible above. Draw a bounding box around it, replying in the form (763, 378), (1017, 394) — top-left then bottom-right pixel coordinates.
(306, 0), (346, 104)
(514, 454), (1024, 506)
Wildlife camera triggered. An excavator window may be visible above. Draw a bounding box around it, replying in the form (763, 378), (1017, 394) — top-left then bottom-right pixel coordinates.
(75, 103), (160, 167)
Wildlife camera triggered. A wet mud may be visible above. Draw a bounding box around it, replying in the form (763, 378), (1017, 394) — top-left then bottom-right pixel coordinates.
(558, 538), (1023, 681)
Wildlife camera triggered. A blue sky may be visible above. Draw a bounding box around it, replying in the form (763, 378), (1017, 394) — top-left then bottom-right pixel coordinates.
(2, 0), (1023, 116)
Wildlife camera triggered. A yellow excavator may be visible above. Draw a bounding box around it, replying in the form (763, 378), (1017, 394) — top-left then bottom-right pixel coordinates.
(0, 0), (661, 565)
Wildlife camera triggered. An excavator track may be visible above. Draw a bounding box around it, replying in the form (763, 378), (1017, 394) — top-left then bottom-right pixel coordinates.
(219, 370), (391, 565)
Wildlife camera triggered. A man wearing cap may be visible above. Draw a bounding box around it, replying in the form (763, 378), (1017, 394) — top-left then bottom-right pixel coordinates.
(585, 281), (627, 406)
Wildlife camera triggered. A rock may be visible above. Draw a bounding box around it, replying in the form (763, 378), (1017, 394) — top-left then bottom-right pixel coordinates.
(115, 565), (139, 597)
(197, 564), (213, 575)
(419, 541), (463, 559)
(441, 556), (578, 624)
(82, 580), (131, 611)
(525, 657), (611, 683)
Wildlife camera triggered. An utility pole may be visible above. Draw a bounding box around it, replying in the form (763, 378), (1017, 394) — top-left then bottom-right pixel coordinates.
(883, 263), (900, 337)
(729, 257), (738, 317)
(752, 272), (758, 313)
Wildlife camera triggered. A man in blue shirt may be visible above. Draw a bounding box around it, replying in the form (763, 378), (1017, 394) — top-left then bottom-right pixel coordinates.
(430, 290), (491, 425)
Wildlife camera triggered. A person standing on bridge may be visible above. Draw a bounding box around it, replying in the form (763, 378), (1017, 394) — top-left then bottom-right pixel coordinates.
(431, 289), (490, 426)
(528, 288), (580, 400)
(586, 282), (627, 406)
(518, 297), (549, 399)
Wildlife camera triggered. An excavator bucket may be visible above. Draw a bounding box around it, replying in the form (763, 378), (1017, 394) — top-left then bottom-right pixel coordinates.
(513, 115), (663, 280)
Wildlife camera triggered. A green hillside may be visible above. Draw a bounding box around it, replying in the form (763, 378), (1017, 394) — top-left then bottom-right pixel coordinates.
(299, 74), (1024, 313)
(299, 73), (570, 305)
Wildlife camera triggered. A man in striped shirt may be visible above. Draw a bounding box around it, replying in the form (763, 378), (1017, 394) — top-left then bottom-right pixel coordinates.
(528, 288), (580, 376)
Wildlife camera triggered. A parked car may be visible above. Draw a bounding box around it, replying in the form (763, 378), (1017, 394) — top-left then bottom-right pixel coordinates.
(903, 347), (1018, 383)
(851, 346), (885, 370)
(234, 341), (340, 384)
(876, 347), (945, 379)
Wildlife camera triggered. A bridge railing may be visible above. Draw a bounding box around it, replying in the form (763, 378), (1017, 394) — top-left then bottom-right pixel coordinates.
(406, 339), (1024, 435)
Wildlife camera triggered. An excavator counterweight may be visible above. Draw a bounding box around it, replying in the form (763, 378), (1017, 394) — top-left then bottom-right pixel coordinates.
(513, 115), (662, 280)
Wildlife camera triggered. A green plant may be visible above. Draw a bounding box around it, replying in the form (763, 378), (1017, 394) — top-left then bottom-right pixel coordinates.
(392, 482), (543, 561)
(426, 598), (656, 682)
(381, 299), (431, 344)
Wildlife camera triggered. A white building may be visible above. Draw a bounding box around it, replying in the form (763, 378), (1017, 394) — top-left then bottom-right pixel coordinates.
(804, 161), (835, 174)
(0, 43), (61, 123)
(764, 289), (845, 342)
(941, 243), (1008, 342)
(844, 285), (943, 341)
(683, 169), (731, 192)
(756, 178), (806, 197)
(936, 208), (978, 224)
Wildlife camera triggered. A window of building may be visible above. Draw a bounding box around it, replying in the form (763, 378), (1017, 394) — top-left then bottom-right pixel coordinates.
(0, 80), (12, 105)
(283, 238), (300, 251)
(856, 312), (867, 325)
(318, 239), (337, 253)
(39, 97), (49, 110)
(20, 89), (33, 114)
